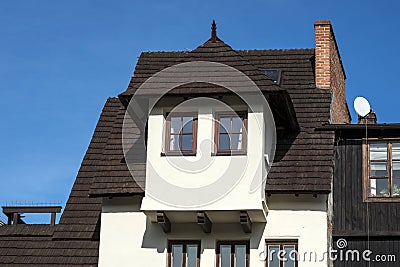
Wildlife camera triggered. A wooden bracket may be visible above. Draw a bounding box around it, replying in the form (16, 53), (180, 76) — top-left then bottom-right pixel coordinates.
(197, 211), (212, 233)
(157, 211), (171, 233)
(240, 211), (252, 233)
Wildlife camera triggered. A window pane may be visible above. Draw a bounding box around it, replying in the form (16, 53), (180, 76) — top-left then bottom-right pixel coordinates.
(219, 134), (230, 150)
(393, 161), (400, 178)
(235, 245), (246, 267)
(370, 162), (387, 177)
(220, 245), (231, 267)
(283, 245), (296, 267)
(182, 117), (193, 133)
(267, 245), (280, 267)
(393, 144), (400, 160)
(172, 245), (183, 267)
(393, 178), (400, 196)
(219, 117), (231, 134)
(170, 134), (180, 151)
(187, 245), (198, 267)
(170, 117), (181, 134)
(370, 178), (389, 196)
(231, 134), (243, 150)
(370, 144), (387, 160)
(181, 134), (193, 151)
(232, 116), (243, 133)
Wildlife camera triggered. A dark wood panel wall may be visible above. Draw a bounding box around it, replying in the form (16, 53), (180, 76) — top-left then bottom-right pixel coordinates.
(333, 139), (400, 235)
(333, 237), (400, 267)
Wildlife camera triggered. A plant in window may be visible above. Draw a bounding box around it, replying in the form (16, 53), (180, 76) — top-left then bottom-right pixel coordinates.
(379, 188), (389, 196)
(393, 184), (400, 196)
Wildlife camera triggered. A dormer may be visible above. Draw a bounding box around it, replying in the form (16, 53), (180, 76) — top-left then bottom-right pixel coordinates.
(118, 22), (299, 232)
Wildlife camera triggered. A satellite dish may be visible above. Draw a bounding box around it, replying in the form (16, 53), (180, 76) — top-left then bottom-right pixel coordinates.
(354, 97), (371, 117)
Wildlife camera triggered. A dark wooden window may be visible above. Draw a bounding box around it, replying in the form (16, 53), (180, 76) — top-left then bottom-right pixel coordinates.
(165, 113), (198, 155)
(214, 112), (247, 155)
(363, 141), (400, 202)
(265, 240), (298, 267)
(216, 241), (249, 267)
(167, 240), (201, 267)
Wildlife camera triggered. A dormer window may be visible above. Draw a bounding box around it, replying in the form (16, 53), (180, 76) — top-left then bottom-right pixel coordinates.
(214, 112), (247, 155)
(165, 113), (198, 155)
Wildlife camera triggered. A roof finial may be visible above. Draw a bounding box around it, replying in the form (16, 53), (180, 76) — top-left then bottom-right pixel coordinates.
(211, 20), (217, 42)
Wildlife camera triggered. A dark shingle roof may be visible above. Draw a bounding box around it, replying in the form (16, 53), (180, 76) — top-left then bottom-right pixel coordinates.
(238, 49), (334, 192)
(90, 45), (334, 195)
(121, 38), (282, 96)
(88, 99), (145, 196)
(0, 234), (98, 266)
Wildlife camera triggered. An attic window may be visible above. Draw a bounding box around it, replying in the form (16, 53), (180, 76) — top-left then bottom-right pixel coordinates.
(165, 112), (198, 155)
(214, 112), (247, 155)
(259, 69), (282, 85)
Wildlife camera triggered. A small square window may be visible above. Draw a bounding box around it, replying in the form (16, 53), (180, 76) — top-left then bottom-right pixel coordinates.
(259, 69), (282, 85)
(214, 112), (247, 155)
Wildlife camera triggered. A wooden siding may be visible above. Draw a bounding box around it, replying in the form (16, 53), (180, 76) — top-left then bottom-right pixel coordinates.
(333, 237), (399, 267)
(333, 139), (400, 235)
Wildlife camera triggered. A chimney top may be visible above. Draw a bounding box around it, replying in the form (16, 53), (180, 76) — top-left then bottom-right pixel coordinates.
(314, 20), (332, 26)
(358, 110), (377, 124)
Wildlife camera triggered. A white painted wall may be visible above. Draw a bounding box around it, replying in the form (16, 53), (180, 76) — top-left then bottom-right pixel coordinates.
(264, 194), (329, 266)
(99, 195), (328, 267)
(141, 96), (275, 217)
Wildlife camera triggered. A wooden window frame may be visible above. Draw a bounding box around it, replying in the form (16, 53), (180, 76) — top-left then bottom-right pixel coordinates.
(265, 240), (298, 267)
(215, 240), (250, 267)
(363, 139), (400, 202)
(214, 111), (248, 155)
(164, 112), (198, 156)
(167, 240), (201, 267)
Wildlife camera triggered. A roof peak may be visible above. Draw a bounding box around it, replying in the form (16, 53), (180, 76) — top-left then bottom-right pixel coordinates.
(211, 20), (217, 42)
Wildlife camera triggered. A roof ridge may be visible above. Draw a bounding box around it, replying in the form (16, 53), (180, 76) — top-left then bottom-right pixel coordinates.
(237, 48), (314, 52)
(139, 48), (315, 55)
(141, 51), (188, 55)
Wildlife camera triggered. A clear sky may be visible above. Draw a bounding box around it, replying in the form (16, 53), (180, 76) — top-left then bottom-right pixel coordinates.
(1, 0), (399, 223)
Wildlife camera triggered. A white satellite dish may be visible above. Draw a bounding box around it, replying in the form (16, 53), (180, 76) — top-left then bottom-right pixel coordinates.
(354, 97), (371, 117)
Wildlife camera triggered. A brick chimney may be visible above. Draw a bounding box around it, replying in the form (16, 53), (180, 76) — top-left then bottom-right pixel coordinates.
(314, 20), (350, 124)
(358, 110), (377, 124)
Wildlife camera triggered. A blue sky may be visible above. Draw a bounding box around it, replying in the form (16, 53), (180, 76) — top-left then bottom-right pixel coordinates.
(1, 0), (399, 223)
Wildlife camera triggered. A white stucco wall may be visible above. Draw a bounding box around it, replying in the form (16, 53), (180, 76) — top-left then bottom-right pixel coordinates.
(141, 96), (275, 216)
(99, 195), (328, 267)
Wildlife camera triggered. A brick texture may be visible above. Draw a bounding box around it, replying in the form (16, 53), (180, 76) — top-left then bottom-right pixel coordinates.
(314, 20), (350, 124)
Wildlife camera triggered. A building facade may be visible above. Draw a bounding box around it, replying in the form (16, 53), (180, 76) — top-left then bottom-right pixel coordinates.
(95, 20), (348, 267)
(3, 20), (396, 267)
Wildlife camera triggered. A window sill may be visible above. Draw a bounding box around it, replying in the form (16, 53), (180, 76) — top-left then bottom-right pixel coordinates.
(364, 196), (400, 202)
(212, 151), (247, 156)
(161, 152), (197, 157)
